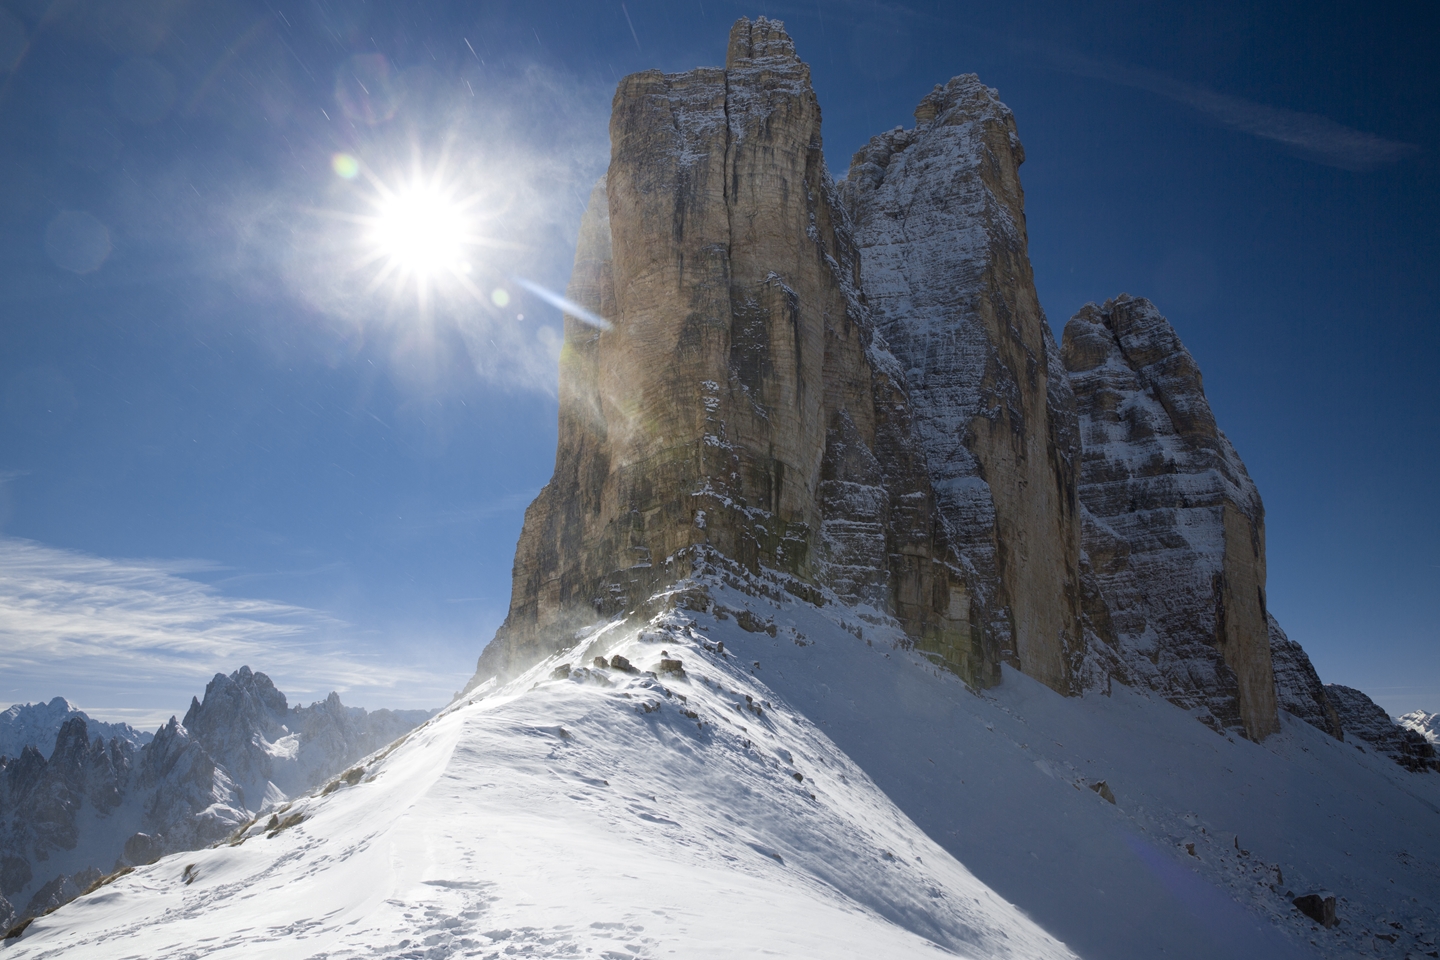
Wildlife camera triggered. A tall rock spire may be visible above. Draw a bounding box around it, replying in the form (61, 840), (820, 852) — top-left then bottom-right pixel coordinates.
(1062, 295), (1279, 740)
(840, 76), (1085, 695)
(478, 19), (983, 683)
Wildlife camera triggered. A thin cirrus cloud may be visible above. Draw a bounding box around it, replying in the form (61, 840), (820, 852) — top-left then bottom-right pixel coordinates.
(1031, 42), (1419, 172)
(0, 537), (448, 729)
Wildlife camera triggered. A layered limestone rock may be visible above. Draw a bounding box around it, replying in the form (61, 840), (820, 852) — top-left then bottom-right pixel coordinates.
(1268, 614), (1342, 739)
(839, 76), (1084, 695)
(1326, 685), (1439, 773)
(480, 18), (985, 684)
(1062, 295), (1279, 740)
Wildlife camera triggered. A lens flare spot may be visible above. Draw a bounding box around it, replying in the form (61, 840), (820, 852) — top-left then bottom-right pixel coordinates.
(369, 184), (465, 277)
(491, 288), (510, 307)
(332, 153), (359, 179)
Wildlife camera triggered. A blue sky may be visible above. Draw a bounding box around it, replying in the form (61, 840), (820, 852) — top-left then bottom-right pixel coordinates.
(0, 0), (1435, 728)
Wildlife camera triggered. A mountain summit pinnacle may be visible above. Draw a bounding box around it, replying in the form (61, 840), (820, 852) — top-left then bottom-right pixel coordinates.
(475, 17), (1294, 744)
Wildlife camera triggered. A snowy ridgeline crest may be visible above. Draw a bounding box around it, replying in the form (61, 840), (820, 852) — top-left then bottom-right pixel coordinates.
(473, 16), (1417, 754)
(0, 667), (431, 932)
(0, 699), (151, 761)
(8, 578), (1438, 960)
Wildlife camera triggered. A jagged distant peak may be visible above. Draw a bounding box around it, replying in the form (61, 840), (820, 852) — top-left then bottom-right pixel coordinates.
(0, 696), (150, 760)
(1399, 709), (1440, 745)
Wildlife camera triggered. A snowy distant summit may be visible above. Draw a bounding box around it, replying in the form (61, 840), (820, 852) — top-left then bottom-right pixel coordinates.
(1399, 710), (1440, 746)
(0, 698), (151, 760)
(0, 667), (431, 932)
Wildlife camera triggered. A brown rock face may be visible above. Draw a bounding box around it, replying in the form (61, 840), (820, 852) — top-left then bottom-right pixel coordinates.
(1062, 295), (1279, 740)
(477, 19), (984, 684)
(839, 77), (1084, 694)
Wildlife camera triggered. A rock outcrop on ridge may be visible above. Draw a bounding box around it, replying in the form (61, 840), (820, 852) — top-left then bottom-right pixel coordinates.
(481, 17), (985, 685)
(474, 16), (1424, 753)
(0, 668), (431, 931)
(1268, 614), (1343, 738)
(1061, 295), (1279, 740)
(1325, 684), (1439, 772)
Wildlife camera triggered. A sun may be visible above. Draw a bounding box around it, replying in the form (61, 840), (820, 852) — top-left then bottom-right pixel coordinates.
(329, 155), (495, 309)
(368, 182), (467, 280)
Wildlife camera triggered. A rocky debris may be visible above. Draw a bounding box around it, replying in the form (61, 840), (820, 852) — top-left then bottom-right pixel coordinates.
(840, 74), (1083, 695)
(0, 698), (150, 760)
(1292, 893), (1338, 928)
(1062, 295), (1279, 741)
(1326, 685), (1439, 772)
(476, 16), (977, 689)
(550, 664), (572, 681)
(592, 657), (610, 669)
(1398, 710), (1439, 747)
(1269, 615), (1343, 738)
(608, 655), (637, 674)
(0, 669), (432, 927)
(657, 659), (686, 678)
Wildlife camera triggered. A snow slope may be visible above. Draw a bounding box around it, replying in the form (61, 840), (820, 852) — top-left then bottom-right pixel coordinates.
(8, 576), (1438, 959)
(4, 610), (1076, 959)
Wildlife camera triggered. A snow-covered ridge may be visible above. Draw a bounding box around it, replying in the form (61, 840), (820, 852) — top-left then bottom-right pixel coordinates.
(10, 572), (1438, 958)
(4, 594), (1078, 960)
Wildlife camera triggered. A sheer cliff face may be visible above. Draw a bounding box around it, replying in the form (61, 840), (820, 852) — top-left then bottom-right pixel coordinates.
(839, 77), (1084, 695)
(480, 20), (1293, 743)
(483, 19), (985, 684)
(1062, 296), (1279, 740)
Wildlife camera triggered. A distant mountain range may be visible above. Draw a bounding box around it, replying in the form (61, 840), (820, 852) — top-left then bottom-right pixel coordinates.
(0, 668), (431, 932)
(0, 699), (152, 760)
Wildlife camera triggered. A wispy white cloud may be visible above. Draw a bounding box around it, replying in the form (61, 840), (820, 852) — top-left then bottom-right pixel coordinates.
(1028, 42), (1418, 172)
(0, 537), (451, 729)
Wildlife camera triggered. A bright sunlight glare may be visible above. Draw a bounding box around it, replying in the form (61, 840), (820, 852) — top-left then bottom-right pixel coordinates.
(368, 183), (467, 279)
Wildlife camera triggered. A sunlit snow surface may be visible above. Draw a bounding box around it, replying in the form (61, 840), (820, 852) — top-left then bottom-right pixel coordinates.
(4, 608), (1074, 958)
(8, 579), (1439, 959)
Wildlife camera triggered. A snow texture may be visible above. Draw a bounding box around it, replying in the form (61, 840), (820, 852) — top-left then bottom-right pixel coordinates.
(0, 699), (150, 760)
(1399, 711), (1440, 747)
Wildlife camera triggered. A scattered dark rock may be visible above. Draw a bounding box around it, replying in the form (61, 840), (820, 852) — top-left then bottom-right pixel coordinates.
(550, 663), (572, 680)
(123, 831), (164, 866)
(1185, 843), (1197, 858)
(657, 658), (686, 678)
(593, 656), (610, 669)
(1293, 893), (1337, 927)
(182, 864), (198, 886)
(1089, 780), (1116, 804)
(735, 610), (778, 636)
(791, 772), (804, 782)
(608, 655), (637, 673)
(4, 916), (32, 940)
